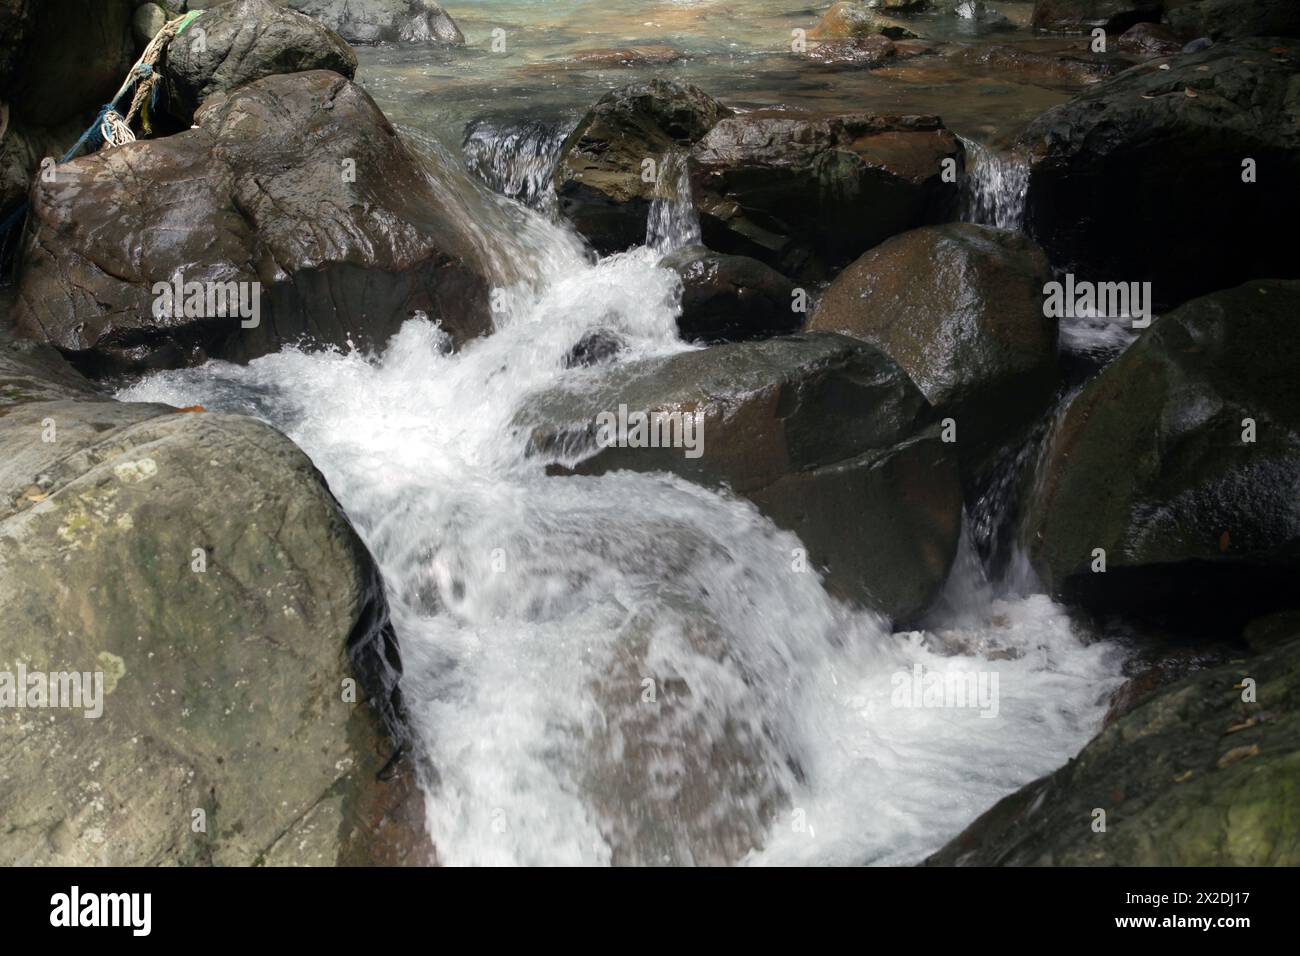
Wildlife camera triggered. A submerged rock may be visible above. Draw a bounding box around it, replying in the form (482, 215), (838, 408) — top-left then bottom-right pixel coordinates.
(1164, 0), (1300, 40)
(806, 34), (899, 67)
(162, 0), (357, 124)
(516, 333), (962, 623)
(1030, 0), (1163, 33)
(945, 43), (1121, 84)
(690, 111), (962, 280)
(926, 634), (1300, 865)
(1019, 37), (1300, 309)
(277, 0), (464, 45)
(659, 244), (800, 343)
(12, 70), (492, 374)
(809, 223), (1058, 468)
(0, 332), (420, 865)
(553, 80), (732, 254)
(1023, 279), (1300, 634)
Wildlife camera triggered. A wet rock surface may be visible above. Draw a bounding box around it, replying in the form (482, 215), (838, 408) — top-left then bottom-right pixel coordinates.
(1019, 37), (1300, 309)
(690, 111), (962, 280)
(926, 634), (1300, 865)
(162, 0), (357, 124)
(553, 79), (732, 254)
(809, 223), (1058, 468)
(517, 333), (962, 623)
(0, 329), (419, 865)
(11, 70), (492, 375)
(1023, 279), (1300, 634)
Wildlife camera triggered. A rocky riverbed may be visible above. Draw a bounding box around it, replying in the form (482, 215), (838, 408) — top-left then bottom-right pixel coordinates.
(0, 0), (1297, 866)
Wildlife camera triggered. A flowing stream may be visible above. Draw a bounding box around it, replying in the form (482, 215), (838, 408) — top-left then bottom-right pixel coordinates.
(119, 133), (1125, 864)
(114, 0), (1133, 864)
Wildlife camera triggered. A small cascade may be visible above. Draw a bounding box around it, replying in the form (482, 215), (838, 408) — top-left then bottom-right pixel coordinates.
(645, 151), (701, 254)
(959, 136), (1030, 231)
(461, 117), (569, 214)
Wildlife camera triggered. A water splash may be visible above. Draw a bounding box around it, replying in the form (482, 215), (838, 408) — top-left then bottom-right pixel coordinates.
(959, 136), (1030, 231)
(117, 135), (1125, 865)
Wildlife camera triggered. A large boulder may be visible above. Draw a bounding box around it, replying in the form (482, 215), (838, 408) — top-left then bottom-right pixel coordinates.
(516, 333), (962, 623)
(11, 70), (492, 375)
(1164, 0), (1300, 40)
(927, 634), (1300, 865)
(275, 0), (463, 44)
(161, 0), (357, 124)
(1019, 38), (1300, 310)
(690, 112), (962, 280)
(1023, 280), (1300, 634)
(808, 224), (1058, 468)
(659, 244), (800, 343)
(1030, 0), (1163, 32)
(0, 330), (423, 865)
(553, 80), (732, 254)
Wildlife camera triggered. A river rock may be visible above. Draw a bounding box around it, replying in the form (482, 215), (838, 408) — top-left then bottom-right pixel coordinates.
(11, 70), (492, 375)
(516, 332), (962, 623)
(945, 43), (1121, 84)
(553, 80), (732, 254)
(926, 634), (1300, 865)
(1019, 37), (1300, 310)
(809, 224), (1058, 468)
(806, 34), (899, 67)
(1116, 20), (1184, 55)
(0, 330), (422, 865)
(133, 3), (168, 48)
(1030, 0), (1163, 32)
(1023, 279), (1300, 634)
(277, 0), (464, 45)
(659, 244), (800, 343)
(809, 2), (923, 40)
(1164, 0), (1300, 40)
(690, 111), (962, 281)
(161, 0), (357, 124)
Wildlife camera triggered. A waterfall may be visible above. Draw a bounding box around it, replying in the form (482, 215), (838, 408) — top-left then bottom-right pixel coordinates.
(117, 131), (1125, 867)
(959, 136), (1030, 231)
(461, 117), (569, 214)
(646, 151), (701, 254)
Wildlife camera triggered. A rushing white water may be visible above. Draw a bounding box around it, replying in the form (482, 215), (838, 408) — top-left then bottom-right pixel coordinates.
(119, 136), (1125, 866)
(959, 136), (1030, 232)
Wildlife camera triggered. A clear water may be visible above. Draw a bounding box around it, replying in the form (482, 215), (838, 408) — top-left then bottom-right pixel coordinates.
(115, 0), (1129, 865)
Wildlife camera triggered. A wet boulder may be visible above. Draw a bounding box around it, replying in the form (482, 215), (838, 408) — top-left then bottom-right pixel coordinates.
(659, 244), (800, 343)
(1019, 37), (1300, 310)
(1116, 20), (1184, 56)
(161, 0), (358, 124)
(927, 634), (1300, 865)
(277, 0), (464, 44)
(1030, 0), (1163, 33)
(553, 80), (732, 254)
(806, 34), (899, 67)
(809, 224), (1058, 468)
(11, 70), (492, 375)
(809, 2), (923, 40)
(1022, 280), (1300, 634)
(690, 112), (962, 280)
(516, 332), (962, 623)
(1164, 0), (1300, 40)
(0, 331), (423, 865)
